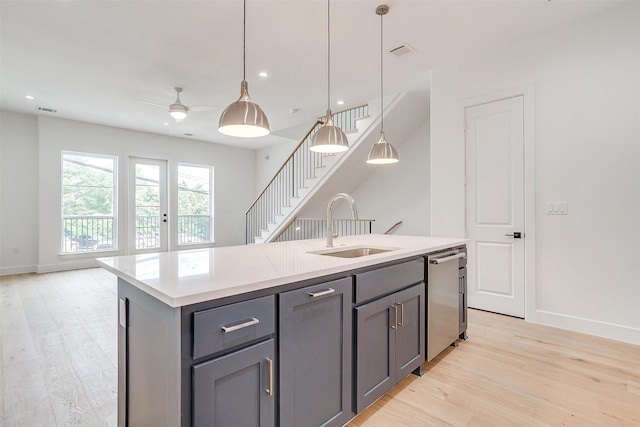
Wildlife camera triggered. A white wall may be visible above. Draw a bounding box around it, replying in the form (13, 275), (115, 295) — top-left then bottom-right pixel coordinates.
(255, 140), (298, 194)
(430, 3), (640, 343)
(351, 120), (430, 236)
(0, 113), (255, 274)
(0, 111), (39, 274)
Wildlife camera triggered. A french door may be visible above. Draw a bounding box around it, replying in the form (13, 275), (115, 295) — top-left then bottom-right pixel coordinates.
(129, 157), (168, 253)
(465, 96), (525, 318)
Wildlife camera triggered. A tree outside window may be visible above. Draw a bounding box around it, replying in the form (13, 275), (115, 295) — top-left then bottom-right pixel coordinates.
(62, 152), (117, 253)
(177, 164), (213, 245)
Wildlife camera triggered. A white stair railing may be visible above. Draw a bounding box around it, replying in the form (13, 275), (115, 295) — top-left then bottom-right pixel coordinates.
(272, 218), (375, 243)
(245, 104), (369, 244)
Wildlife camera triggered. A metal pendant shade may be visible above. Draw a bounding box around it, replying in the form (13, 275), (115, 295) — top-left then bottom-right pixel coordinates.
(218, 80), (270, 137)
(367, 4), (399, 165)
(310, 0), (349, 153)
(367, 131), (398, 164)
(311, 109), (349, 153)
(218, 0), (270, 138)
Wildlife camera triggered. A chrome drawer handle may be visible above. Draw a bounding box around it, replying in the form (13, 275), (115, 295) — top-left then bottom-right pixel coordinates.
(429, 253), (466, 264)
(221, 317), (259, 333)
(308, 288), (335, 298)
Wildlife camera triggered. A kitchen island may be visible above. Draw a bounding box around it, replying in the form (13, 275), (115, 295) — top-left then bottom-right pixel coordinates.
(98, 234), (468, 427)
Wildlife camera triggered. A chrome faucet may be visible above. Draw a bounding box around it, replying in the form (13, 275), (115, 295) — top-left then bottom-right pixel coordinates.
(326, 193), (358, 247)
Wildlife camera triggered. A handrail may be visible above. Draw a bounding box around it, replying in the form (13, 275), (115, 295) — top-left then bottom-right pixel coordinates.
(245, 120), (323, 215)
(318, 103), (369, 120)
(384, 220), (403, 235)
(245, 104), (369, 244)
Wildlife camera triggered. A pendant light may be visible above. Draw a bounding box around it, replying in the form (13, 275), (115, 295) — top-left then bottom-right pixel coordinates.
(218, 0), (270, 138)
(367, 5), (399, 164)
(310, 0), (349, 153)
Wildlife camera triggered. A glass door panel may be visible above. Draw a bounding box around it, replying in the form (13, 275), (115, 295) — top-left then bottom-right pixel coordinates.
(130, 158), (168, 253)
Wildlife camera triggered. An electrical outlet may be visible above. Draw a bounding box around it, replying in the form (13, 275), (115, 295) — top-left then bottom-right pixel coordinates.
(546, 202), (568, 215)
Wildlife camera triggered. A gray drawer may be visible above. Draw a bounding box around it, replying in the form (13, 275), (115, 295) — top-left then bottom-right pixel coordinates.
(355, 258), (424, 304)
(193, 295), (275, 360)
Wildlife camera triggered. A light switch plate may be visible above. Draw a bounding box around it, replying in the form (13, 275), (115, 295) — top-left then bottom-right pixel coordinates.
(546, 202), (568, 215)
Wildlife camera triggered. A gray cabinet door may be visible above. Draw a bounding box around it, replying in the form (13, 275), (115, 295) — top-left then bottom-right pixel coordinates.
(279, 277), (353, 427)
(394, 284), (425, 379)
(193, 339), (275, 427)
(355, 293), (396, 413)
(355, 284), (425, 413)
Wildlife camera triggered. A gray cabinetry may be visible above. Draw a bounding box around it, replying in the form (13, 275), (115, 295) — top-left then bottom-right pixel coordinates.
(355, 283), (425, 413)
(279, 277), (353, 427)
(193, 339), (275, 427)
(191, 295), (276, 427)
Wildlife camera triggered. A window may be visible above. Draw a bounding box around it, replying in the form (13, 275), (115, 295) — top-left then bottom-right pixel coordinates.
(177, 164), (213, 245)
(62, 152), (117, 253)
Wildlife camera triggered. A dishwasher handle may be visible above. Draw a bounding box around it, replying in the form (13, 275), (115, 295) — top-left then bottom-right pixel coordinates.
(429, 252), (466, 264)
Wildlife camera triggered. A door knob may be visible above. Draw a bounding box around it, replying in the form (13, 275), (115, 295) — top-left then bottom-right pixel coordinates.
(505, 232), (522, 238)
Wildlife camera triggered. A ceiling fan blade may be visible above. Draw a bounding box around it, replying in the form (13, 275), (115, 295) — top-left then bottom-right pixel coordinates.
(190, 106), (216, 112)
(134, 99), (166, 108)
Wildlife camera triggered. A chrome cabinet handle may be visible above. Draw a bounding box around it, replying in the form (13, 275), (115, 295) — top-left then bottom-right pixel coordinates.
(391, 305), (398, 329)
(308, 288), (335, 298)
(265, 357), (273, 396)
(429, 252), (466, 264)
(397, 303), (404, 326)
(221, 317), (259, 333)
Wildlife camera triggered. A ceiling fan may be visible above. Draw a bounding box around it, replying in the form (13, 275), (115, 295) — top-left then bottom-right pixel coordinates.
(135, 87), (212, 122)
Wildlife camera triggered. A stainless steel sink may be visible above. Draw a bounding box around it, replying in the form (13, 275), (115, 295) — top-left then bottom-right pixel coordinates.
(310, 247), (394, 258)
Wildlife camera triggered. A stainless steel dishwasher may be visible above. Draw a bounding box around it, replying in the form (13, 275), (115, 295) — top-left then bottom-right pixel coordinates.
(427, 249), (467, 361)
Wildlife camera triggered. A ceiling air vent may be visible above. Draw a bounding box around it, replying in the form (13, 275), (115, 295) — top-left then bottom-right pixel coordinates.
(37, 106), (57, 113)
(389, 44), (414, 57)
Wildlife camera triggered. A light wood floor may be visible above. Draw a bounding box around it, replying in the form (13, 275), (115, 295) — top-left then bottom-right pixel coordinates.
(1, 269), (639, 426)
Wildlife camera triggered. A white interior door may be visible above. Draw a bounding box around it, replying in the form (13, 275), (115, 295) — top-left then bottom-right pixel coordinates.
(465, 96), (525, 318)
(129, 157), (168, 253)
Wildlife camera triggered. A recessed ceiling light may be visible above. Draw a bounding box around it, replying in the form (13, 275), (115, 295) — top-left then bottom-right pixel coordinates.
(258, 71), (269, 78)
(163, 122), (169, 126)
(336, 100), (345, 105)
(25, 95), (35, 100)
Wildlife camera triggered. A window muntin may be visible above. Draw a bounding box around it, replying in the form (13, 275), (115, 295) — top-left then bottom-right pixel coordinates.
(62, 152), (117, 253)
(177, 164), (213, 245)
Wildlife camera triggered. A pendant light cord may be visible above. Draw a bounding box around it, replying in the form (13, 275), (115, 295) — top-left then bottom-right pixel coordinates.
(243, 0), (246, 81)
(380, 10), (384, 132)
(327, 0), (331, 111)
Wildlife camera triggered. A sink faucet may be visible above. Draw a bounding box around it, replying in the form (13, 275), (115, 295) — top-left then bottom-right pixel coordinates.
(326, 193), (358, 247)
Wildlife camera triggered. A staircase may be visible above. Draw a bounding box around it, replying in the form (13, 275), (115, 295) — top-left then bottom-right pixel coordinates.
(246, 90), (427, 244)
(245, 104), (371, 243)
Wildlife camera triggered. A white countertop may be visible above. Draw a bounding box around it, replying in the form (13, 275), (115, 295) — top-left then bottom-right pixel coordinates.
(97, 234), (467, 308)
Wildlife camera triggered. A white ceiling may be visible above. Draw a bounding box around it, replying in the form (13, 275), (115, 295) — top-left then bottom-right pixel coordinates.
(0, 0), (621, 149)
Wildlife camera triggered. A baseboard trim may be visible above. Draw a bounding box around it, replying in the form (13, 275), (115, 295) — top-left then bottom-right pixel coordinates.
(0, 264), (37, 276)
(36, 259), (98, 274)
(528, 309), (640, 345)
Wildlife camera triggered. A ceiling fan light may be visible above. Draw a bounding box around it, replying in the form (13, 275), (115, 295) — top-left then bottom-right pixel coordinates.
(218, 80), (270, 138)
(367, 131), (399, 164)
(310, 110), (349, 153)
(169, 103), (188, 120)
